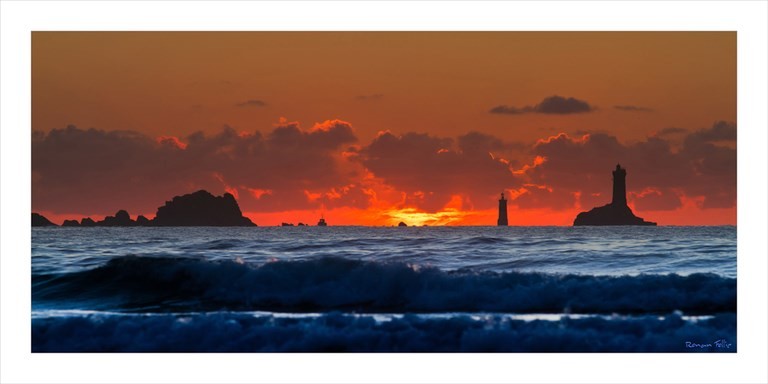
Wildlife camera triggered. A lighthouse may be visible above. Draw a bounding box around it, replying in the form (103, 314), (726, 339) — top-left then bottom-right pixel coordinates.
(611, 163), (627, 206)
(497, 192), (509, 226)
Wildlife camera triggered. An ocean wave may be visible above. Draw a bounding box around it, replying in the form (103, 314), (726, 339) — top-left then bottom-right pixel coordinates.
(32, 256), (736, 314)
(31, 311), (736, 352)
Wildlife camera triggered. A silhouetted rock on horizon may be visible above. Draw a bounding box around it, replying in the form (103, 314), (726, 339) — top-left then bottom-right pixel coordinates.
(152, 190), (256, 226)
(32, 213), (57, 227)
(573, 203), (656, 226)
(99, 209), (136, 226)
(136, 215), (150, 226)
(80, 218), (96, 226)
(573, 164), (656, 226)
(62, 220), (80, 227)
(398, 222), (408, 227)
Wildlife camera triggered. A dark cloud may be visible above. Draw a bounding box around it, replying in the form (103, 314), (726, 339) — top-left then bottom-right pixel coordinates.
(32, 120), (735, 217)
(235, 99), (267, 107)
(656, 127), (688, 137)
(631, 188), (683, 211)
(614, 105), (653, 112)
(488, 105), (531, 115)
(355, 94), (384, 101)
(525, 121), (736, 211)
(536, 96), (594, 114)
(457, 131), (525, 154)
(686, 120), (735, 143)
(33, 121), (359, 215)
(511, 185), (577, 210)
(490, 95), (594, 115)
(354, 131), (524, 212)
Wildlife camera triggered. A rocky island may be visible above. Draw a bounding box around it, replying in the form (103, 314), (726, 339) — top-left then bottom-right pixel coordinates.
(573, 164), (657, 226)
(33, 190), (256, 227)
(31, 213), (57, 227)
(152, 190), (255, 226)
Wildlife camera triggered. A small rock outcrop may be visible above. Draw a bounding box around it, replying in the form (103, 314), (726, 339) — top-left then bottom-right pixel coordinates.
(32, 213), (57, 227)
(99, 210), (136, 226)
(80, 218), (96, 226)
(398, 222), (408, 227)
(62, 220), (80, 227)
(152, 190), (256, 226)
(573, 164), (657, 226)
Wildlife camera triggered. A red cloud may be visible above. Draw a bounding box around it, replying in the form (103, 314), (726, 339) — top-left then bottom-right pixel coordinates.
(353, 131), (525, 212)
(32, 120), (735, 221)
(156, 136), (187, 150)
(33, 121), (360, 215)
(525, 121), (736, 212)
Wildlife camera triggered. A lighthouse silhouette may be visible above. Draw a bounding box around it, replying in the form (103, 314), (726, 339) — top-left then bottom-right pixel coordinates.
(497, 192), (508, 226)
(572, 163), (657, 226)
(611, 163), (627, 206)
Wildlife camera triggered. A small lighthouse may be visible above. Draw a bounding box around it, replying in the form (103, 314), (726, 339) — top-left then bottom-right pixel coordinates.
(497, 192), (509, 226)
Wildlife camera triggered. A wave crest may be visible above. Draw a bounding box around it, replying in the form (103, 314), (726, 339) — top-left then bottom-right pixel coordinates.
(33, 256), (736, 314)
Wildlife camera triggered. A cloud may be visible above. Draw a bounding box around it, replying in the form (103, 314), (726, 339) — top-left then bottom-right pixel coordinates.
(353, 131), (524, 212)
(235, 99), (267, 107)
(33, 121), (360, 216)
(488, 105), (530, 115)
(655, 127), (688, 137)
(32, 120), (735, 219)
(490, 95), (595, 115)
(510, 184), (577, 210)
(536, 96), (594, 114)
(631, 188), (683, 211)
(686, 120), (735, 143)
(355, 94), (384, 101)
(523, 121), (736, 211)
(614, 105), (653, 112)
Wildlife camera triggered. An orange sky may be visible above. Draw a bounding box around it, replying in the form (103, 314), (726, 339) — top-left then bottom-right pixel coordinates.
(32, 32), (736, 226)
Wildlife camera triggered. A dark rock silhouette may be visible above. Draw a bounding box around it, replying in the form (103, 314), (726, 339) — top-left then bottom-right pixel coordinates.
(398, 222), (408, 227)
(297, 222), (307, 226)
(32, 213), (57, 227)
(136, 215), (150, 226)
(55, 190), (256, 227)
(281, 222), (294, 227)
(62, 220), (80, 227)
(152, 190), (256, 226)
(99, 210), (136, 226)
(574, 164), (657, 226)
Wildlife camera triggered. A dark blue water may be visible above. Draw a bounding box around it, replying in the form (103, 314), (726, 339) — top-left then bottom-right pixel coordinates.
(31, 226), (737, 352)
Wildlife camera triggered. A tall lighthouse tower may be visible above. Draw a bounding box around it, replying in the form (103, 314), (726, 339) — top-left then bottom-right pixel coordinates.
(497, 192), (509, 226)
(611, 163), (627, 206)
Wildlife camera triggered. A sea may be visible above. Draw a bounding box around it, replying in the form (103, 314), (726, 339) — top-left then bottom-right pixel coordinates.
(31, 226), (737, 352)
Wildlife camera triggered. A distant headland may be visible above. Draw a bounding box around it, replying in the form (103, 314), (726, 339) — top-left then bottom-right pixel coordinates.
(573, 164), (657, 226)
(32, 190), (256, 227)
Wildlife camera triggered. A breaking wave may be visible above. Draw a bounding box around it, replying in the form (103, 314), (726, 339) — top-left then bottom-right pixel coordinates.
(31, 311), (736, 352)
(33, 256), (736, 315)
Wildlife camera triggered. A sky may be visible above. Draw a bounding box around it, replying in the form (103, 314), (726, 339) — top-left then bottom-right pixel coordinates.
(31, 32), (736, 226)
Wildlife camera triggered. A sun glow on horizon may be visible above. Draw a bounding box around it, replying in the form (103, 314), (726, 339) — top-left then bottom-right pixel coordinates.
(383, 207), (470, 226)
